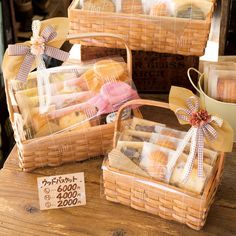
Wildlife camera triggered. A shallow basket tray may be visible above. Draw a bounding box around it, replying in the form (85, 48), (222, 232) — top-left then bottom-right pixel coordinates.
(102, 99), (224, 230)
(5, 33), (138, 172)
(68, 0), (215, 56)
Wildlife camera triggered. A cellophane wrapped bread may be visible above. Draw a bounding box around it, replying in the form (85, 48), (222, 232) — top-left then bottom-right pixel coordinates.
(202, 61), (236, 103)
(108, 116), (218, 195)
(78, 0), (213, 20)
(9, 57), (139, 139)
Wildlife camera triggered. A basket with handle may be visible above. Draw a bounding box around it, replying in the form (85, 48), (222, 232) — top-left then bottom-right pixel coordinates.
(4, 32), (141, 172)
(68, 0), (215, 56)
(102, 99), (224, 230)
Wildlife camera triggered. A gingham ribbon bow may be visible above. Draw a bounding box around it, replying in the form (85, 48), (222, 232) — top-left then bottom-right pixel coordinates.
(166, 96), (223, 183)
(8, 20), (69, 82)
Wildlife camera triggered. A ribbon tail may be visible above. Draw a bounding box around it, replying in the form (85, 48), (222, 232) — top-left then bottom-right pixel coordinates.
(37, 56), (51, 114)
(166, 127), (194, 182)
(16, 54), (35, 82)
(44, 46), (69, 62)
(182, 128), (198, 183)
(197, 128), (204, 178)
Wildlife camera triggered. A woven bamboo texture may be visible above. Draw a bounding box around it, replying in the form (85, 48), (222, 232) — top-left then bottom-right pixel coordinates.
(103, 99), (225, 230)
(68, 0), (214, 56)
(5, 33), (134, 172)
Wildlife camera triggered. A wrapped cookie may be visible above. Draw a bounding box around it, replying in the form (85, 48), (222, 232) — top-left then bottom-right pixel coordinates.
(117, 141), (143, 164)
(140, 142), (213, 194)
(119, 129), (152, 142)
(150, 133), (218, 166)
(108, 148), (150, 177)
(130, 117), (166, 132)
(208, 69), (236, 102)
(170, 159), (213, 195)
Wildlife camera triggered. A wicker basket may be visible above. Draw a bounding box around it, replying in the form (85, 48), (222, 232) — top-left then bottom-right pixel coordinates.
(68, 0), (214, 56)
(102, 99), (224, 230)
(4, 33), (139, 172)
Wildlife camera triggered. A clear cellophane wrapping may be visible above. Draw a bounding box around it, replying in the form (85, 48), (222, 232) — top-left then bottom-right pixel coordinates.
(9, 56), (139, 140)
(107, 116), (218, 195)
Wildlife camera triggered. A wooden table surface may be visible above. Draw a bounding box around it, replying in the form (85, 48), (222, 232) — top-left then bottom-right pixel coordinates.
(0, 96), (236, 236)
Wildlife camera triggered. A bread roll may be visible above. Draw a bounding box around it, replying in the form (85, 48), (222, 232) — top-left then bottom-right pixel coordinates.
(121, 0), (143, 14)
(83, 0), (115, 12)
(156, 139), (176, 150)
(150, 3), (170, 16)
(94, 59), (125, 81)
(58, 111), (91, 130)
(217, 78), (236, 103)
(170, 160), (213, 195)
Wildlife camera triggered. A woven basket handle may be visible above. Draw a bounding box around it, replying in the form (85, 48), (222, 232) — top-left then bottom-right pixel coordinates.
(187, 67), (204, 95)
(67, 33), (132, 77)
(113, 99), (169, 148)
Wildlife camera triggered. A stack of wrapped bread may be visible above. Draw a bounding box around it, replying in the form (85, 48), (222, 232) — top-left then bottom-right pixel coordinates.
(9, 58), (139, 139)
(79, 0), (213, 20)
(203, 59), (236, 103)
(108, 117), (218, 195)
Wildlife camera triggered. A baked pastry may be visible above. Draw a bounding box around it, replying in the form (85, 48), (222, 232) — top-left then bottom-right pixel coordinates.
(83, 0), (115, 12)
(117, 141), (143, 164)
(170, 160), (213, 195)
(58, 110), (91, 130)
(131, 117), (166, 132)
(94, 59), (125, 82)
(156, 139), (176, 150)
(108, 149), (150, 177)
(160, 129), (179, 138)
(217, 78), (236, 103)
(121, 130), (152, 142)
(150, 3), (170, 17)
(172, 0), (213, 20)
(121, 0), (143, 14)
(140, 150), (168, 181)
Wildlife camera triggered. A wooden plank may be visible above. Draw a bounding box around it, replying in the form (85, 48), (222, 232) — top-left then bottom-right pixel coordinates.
(0, 95), (236, 235)
(219, 0), (231, 55)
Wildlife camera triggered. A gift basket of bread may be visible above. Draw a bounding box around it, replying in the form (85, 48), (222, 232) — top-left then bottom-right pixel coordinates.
(102, 86), (234, 230)
(68, 0), (215, 56)
(2, 18), (141, 171)
(187, 58), (236, 141)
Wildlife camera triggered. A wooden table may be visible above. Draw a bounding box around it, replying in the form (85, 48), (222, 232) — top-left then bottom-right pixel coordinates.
(0, 97), (236, 236)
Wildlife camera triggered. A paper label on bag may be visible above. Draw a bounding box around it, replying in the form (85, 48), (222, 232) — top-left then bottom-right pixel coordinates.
(37, 172), (86, 210)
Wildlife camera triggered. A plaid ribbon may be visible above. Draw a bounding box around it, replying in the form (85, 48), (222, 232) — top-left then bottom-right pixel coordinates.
(166, 96), (223, 183)
(8, 20), (69, 113)
(8, 20), (69, 83)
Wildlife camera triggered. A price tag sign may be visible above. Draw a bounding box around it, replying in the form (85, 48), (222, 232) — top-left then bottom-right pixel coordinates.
(37, 172), (86, 210)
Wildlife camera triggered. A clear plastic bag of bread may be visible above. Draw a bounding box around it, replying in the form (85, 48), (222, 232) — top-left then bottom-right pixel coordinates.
(9, 56), (139, 139)
(207, 68), (236, 103)
(140, 142), (214, 195)
(77, 0), (213, 20)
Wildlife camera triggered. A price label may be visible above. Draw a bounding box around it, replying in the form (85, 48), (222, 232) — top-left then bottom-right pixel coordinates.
(37, 172), (86, 210)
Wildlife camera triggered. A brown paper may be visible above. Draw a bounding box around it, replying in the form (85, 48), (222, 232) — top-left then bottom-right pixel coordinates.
(169, 86), (234, 152)
(2, 17), (69, 81)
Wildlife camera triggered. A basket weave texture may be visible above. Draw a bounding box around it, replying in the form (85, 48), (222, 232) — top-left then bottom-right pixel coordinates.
(102, 99), (224, 230)
(68, 0), (214, 56)
(5, 33), (135, 172)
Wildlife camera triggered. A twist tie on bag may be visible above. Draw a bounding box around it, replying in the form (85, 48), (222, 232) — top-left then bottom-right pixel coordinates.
(166, 86), (234, 184)
(8, 20), (69, 113)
